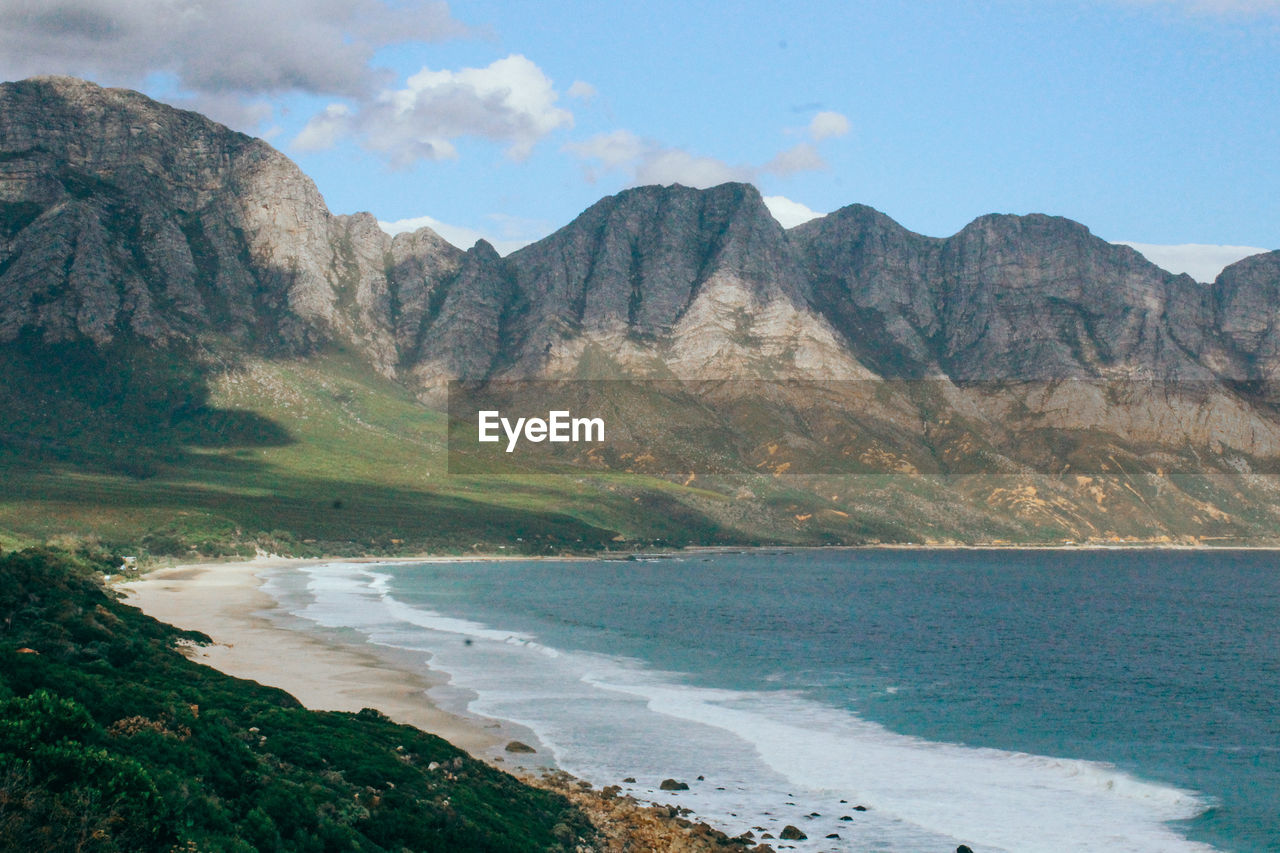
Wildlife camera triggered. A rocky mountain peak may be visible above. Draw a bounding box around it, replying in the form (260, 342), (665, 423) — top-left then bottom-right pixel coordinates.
(791, 202), (945, 378)
(468, 238), (501, 259)
(483, 180), (846, 379)
(1212, 250), (1280, 391)
(935, 211), (1190, 380)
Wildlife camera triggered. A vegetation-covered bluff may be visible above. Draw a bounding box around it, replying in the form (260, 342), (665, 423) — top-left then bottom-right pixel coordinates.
(0, 549), (601, 851)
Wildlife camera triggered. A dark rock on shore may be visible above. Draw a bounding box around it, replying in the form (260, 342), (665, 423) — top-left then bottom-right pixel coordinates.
(779, 824), (807, 840)
(660, 778), (690, 791)
(529, 769), (750, 851)
(504, 740), (536, 753)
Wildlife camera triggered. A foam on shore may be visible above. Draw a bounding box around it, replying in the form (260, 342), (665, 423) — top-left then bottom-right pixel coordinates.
(266, 561), (1217, 853)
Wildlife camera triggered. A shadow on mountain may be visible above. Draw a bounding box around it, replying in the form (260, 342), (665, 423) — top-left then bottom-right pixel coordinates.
(0, 461), (661, 555)
(0, 334), (293, 478)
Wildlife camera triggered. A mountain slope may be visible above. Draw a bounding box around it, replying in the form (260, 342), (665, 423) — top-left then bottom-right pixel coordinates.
(0, 76), (463, 372)
(3, 76), (1280, 549)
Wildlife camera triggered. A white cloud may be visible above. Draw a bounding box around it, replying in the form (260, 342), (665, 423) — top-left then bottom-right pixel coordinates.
(809, 111), (851, 141)
(378, 214), (533, 256)
(567, 131), (825, 188)
(0, 0), (466, 128)
(294, 54), (574, 166)
(294, 103), (355, 151)
(566, 131), (753, 187)
(633, 149), (754, 187)
(762, 196), (826, 229)
(174, 91), (276, 131)
(566, 104), (847, 190)
(567, 80), (598, 100)
(565, 129), (648, 170)
(763, 142), (826, 176)
(1115, 241), (1270, 282)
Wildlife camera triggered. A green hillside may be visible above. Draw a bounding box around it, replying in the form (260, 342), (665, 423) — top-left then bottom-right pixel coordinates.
(5, 332), (1280, 557)
(0, 342), (755, 559)
(0, 548), (597, 851)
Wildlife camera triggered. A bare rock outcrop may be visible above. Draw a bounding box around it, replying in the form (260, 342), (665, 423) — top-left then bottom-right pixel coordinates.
(1213, 250), (1280, 395)
(0, 76), (457, 374)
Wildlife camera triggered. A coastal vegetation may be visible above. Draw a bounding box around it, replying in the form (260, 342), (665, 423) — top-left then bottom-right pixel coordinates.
(0, 547), (598, 851)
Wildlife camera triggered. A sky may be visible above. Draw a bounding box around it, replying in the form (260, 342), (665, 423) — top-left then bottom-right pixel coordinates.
(0, 0), (1276, 278)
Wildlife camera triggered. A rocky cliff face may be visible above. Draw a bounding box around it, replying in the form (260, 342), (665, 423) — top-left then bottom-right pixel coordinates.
(0, 76), (460, 375)
(792, 206), (1221, 382)
(485, 182), (864, 381)
(1212, 251), (1280, 393)
(791, 203), (945, 378)
(6, 76), (1276, 394)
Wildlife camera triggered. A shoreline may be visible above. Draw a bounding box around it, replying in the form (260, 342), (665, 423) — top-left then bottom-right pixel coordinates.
(115, 549), (1233, 852)
(118, 555), (756, 851)
(119, 556), (526, 760)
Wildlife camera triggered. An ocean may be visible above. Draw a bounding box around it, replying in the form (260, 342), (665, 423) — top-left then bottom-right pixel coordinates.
(260, 549), (1280, 852)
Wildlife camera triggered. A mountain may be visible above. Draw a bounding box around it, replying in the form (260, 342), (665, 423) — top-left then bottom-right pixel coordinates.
(793, 205), (1216, 381)
(0, 76), (470, 374)
(3, 75), (1280, 550)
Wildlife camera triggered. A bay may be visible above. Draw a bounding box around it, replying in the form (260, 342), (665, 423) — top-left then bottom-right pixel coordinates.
(263, 548), (1280, 852)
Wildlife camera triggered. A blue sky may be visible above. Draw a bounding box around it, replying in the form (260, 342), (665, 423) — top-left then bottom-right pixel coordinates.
(2, 0), (1276, 273)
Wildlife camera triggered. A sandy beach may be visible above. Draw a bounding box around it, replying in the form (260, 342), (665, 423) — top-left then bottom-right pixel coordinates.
(118, 556), (754, 852)
(118, 556), (521, 760)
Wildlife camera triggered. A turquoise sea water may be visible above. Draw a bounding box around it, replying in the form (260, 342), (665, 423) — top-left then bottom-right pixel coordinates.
(263, 549), (1280, 852)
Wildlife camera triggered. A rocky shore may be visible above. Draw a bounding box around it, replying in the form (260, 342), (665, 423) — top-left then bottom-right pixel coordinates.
(527, 770), (764, 852)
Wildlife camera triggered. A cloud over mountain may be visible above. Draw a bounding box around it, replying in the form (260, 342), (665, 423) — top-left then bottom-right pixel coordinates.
(294, 54), (574, 165)
(808, 111), (851, 140)
(567, 132), (834, 188)
(763, 195), (826, 228)
(1114, 242), (1270, 282)
(0, 0), (465, 98)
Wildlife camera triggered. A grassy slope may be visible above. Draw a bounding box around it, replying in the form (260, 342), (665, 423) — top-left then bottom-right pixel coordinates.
(3, 341), (1278, 555)
(0, 348), (749, 558)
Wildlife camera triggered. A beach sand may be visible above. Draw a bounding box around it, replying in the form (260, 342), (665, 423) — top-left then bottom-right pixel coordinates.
(118, 556), (512, 758)
(118, 556), (751, 852)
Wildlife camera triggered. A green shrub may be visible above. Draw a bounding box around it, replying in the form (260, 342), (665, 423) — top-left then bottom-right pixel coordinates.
(0, 549), (598, 851)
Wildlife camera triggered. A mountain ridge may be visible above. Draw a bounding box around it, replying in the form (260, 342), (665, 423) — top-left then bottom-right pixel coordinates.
(6, 76), (1278, 389)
